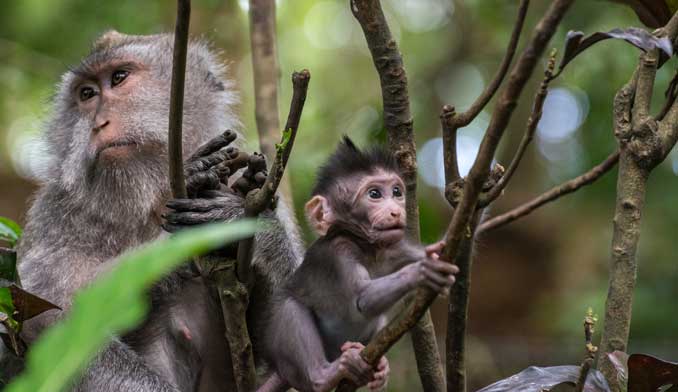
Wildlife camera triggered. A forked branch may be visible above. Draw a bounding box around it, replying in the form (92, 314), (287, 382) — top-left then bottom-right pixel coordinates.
(454, 0), (530, 127)
(478, 151), (619, 234)
(236, 70), (310, 284)
(481, 50), (557, 207)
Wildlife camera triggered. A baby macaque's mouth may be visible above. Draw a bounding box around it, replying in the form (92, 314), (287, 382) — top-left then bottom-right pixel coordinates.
(376, 224), (406, 232)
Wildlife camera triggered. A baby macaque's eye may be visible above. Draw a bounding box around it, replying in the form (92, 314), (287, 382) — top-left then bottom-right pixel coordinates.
(368, 188), (382, 199)
(392, 186), (403, 197)
(111, 70), (129, 86)
(79, 86), (97, 102)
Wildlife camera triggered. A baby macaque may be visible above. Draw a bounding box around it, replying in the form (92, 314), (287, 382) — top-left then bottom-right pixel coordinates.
(259, 137), (459, 392)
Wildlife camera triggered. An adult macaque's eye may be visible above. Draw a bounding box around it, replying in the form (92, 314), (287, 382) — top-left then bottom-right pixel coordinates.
(111, 70), (129, 86)
(392, 186), (403, 197)
(368, 188), (382, 199)
(79, 86), (97, 102)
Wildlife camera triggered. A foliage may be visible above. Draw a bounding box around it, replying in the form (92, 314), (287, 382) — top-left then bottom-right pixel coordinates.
(0, 217), (22, 247)
(4, 220), (257, 392)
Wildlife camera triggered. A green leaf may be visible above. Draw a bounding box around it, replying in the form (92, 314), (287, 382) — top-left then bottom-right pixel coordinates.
(0, 249), (17, 282)
(275, 128), (293, 153)
(0, 287), (18, 331)
(669, 0), (678, 13)
(0, 218), (22, 248)
(5, 220), (257, 392)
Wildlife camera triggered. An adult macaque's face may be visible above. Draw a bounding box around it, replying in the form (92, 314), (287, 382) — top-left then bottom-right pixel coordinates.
(72, 60), (160, 166)
(351, 170), (407, 244)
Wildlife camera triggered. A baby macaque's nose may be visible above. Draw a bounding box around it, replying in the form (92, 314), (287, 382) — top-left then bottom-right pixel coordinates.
(390, 210), (400, 218)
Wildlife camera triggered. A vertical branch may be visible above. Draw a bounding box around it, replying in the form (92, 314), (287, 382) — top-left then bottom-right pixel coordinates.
(575, 308), (598, 392)
(168, 0), (191, 199)
(249, 0), (281, 162)
(350, 1), (444, 390)
(445, 211), (481, 392)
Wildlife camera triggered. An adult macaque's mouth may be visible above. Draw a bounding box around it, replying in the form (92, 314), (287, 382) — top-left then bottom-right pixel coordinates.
(95, 139), (139, 159)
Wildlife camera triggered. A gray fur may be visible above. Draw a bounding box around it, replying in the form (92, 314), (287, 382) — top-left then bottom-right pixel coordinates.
(13, 31), (302, 392)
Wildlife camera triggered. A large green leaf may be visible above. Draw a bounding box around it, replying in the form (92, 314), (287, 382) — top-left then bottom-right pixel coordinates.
(5, 220), (257, 392)
(0, 218), (22, 248)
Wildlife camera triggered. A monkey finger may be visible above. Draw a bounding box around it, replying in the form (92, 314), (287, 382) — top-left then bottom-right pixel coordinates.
(161, 222), (196, 233)
(422, 259), (458, 275)
(164, 211), (215, 226)
(166, 198), (220, 212)
(189, 130), (237, 160)
(186, 169), (221, 197)
(422, 279), (445, 293)
(341, 341), (365, 352)
(425, 240), (446, 255)
(421, 266), (455, 287)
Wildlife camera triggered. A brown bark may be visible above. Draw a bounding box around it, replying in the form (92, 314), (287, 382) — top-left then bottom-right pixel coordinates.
(168, 0), (191, 199)
(350, 1), (445, 390)
(249, 0), (281, 163)
(445, 211), (481, 392)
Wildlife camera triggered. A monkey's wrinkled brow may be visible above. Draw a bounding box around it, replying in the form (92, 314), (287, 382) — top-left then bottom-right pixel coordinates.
(70, 48), (139, 81)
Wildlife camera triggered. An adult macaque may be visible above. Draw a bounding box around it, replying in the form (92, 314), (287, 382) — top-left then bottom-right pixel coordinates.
(258, 137), (459, 392)
(13, 31), (304, 391)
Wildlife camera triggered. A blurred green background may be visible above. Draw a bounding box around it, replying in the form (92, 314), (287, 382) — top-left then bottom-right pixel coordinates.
(1, 0), (677, 390)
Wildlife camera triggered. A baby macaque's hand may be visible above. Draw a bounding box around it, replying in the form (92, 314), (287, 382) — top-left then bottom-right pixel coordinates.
(340, 342), (390, 391)
(409, 241), (458, 296)
(425, 240), (446, 259)
(338, 342), (374, 387)
(368, 355), (389, 391)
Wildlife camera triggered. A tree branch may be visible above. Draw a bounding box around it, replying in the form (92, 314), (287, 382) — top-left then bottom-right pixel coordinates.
(441, 105), (461, 184)
(337, 2), (574, 391)
(349, 0), (444, 390)
(598, 13), (678, 388)
(249, 0), (281, 163)
(454, 0), (530, 127)
(575, 309), (598, 392)
(236, 70), (310, 285)
(168, 0), (191, 199)
(481, 50), (556, 207)
(446, 211), (482, 392)
(477, 151), (619, 234)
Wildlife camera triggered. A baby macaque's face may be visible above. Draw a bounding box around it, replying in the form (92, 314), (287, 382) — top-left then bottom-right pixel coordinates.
(348, 169), (407, 244)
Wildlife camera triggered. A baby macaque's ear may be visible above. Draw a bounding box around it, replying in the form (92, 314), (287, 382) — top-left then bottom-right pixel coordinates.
(304, 195), (334, 236)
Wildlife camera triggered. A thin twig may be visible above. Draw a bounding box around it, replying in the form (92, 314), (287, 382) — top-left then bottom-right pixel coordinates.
(236, 70), (310, 285)
(454, 0), (531, 127)
(478, 151), (619, 234)
(575, 308), (598, 392)
(350, 1), (445, 390)
(480, 50), (557, 207)
(168, 0), (191, 199)
(336, 2), (574, 391)
(249, 0), (281, 163)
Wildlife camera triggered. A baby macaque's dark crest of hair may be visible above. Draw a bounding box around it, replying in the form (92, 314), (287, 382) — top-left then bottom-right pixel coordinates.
(311, 136), (401, 196)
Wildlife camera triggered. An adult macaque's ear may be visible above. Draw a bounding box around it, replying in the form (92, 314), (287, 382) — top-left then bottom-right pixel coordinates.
(304, 195), (334, 236)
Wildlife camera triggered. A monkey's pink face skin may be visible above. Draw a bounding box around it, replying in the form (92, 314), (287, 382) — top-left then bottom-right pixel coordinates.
(352, 171), (407, 245)
(73, 60), (151, 163)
